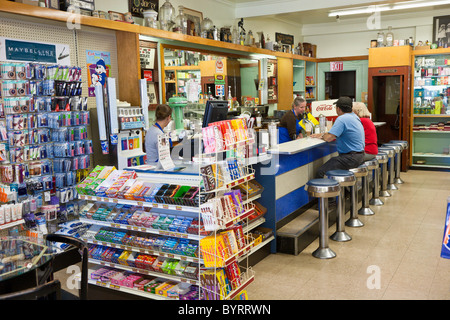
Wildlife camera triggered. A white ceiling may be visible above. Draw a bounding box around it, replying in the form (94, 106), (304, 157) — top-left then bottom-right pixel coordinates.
(221, 0), (450, 25)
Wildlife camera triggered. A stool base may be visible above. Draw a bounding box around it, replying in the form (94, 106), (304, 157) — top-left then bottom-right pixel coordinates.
(346, 217), (364, 227)
(394, 178), (404, 184)
(330, 231), (352, 242)
(380, 190), (391, 197)
(312, 247), (336, 259)
(387, 183), (398, 190)
(359, 207), (375, 216)
(369, 198), (384, 206)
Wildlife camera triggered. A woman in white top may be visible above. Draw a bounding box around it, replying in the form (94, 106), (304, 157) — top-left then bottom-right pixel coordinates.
(144, 104), (172, 163)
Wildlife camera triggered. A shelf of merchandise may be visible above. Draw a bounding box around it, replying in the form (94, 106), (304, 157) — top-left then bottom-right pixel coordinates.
(87, 277), (170, 300)
(0, 219), (25, 231)
(293, 59), (316, 103)
(411, 50), (450, 169)
(78, 135), (265, 300)
(293, 59), (306, 95)
(305, 61), (316, 102)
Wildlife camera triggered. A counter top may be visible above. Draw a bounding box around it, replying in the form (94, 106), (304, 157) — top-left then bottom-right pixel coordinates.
(268, 137), (327, 155)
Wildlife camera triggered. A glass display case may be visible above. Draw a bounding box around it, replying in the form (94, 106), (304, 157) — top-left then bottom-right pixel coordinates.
(412, 53), (450, 169)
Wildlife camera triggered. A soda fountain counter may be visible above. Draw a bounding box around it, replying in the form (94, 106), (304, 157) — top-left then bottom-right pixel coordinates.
(253, 137), (338, 254)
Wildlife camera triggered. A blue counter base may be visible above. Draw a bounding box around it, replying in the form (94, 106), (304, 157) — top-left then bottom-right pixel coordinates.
(254, 141), (338, 253)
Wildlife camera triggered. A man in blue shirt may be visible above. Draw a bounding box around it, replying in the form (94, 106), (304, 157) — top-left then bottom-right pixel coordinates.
(311, 96), (365, 178)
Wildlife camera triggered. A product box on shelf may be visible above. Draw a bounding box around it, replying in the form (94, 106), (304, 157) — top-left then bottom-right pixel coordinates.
(76, 165), (116, 195)
(59, 0), (95, 11)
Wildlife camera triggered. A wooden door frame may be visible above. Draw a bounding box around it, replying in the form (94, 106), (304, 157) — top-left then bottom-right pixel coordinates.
(368, 66), (411, 171)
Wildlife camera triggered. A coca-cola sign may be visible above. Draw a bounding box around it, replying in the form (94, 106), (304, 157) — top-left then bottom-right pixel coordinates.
(311, 100), (338, 117)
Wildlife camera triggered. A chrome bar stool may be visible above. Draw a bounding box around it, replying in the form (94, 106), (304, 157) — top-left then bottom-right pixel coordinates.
(305, 178), (341, 259)
(381, 144), (402, 190)
(376, 151), (390, 198)
(360, 159), (378, 215)
(389, 140), (409, 184)
(371, 152), (388, 205)
(324, 170), (355, 242)
(378, 146), (397, 191)
(346, 164), (368, 227)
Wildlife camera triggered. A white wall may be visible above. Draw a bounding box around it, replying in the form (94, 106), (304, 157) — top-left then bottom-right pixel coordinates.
(301, 8), (450, 58)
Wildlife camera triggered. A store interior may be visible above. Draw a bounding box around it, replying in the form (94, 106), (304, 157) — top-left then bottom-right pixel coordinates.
(0, 0), (449, 302)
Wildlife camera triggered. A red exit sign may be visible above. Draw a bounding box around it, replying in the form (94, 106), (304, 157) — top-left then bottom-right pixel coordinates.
(330, 61), (343, 71)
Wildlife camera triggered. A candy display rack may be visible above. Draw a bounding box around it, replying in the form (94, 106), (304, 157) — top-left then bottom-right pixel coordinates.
(75, 118), (267, 300)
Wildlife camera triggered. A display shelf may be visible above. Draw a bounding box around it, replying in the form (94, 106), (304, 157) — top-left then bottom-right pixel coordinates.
(413, 130), (450, 133)
(79, 217), (204, 241)
(88, 258), (200, 285)
(0, 219), (25, 231)
(238, 235), (274, 263)
(411, 51), (450, 169)
(78, 194), (200, 213)
(243, 217), (266, 234)
(75, 118), (267, 299)
(85, 238), (202, 264)
(222, 204), (255, 229)
(88, 278), (172, 300)
(223, 269), (255, 300)
(413, 153), (450, 158)
(413, 115), (450, 118)
(411, 163), (450, 169)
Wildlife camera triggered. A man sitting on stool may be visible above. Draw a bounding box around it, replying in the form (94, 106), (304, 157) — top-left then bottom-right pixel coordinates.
(311, 96), (365, 178)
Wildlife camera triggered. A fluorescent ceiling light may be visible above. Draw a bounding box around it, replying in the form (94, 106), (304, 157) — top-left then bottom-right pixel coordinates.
(328, 0), (450, 17)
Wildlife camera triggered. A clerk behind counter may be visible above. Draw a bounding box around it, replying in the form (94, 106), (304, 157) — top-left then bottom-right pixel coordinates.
(144, 104), (173, 164)
(278, 96), (319, 143)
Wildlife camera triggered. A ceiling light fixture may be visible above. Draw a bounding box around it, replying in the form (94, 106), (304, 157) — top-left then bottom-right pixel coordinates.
(328, 0), (450, 17)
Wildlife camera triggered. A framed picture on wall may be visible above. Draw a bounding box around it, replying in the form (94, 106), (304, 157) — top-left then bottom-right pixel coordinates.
(183, 7), (203, 36)
(433, 15), (450, 48)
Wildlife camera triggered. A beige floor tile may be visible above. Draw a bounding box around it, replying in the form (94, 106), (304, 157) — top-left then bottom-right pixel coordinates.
(245, 169), (450, 300)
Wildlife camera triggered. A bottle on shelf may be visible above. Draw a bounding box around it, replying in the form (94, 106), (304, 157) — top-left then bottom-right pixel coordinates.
(207, 87), (213, 100)
(227, 86), (233, 110)
(386, 26), (394, 47)
(377, 31), (385, 47)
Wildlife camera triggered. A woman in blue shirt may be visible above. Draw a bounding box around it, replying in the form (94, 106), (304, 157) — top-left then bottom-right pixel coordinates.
(144, 104), (173, 163)
(278, 96), (307, 143)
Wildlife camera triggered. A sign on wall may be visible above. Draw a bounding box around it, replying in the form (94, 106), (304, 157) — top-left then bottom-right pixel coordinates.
(86, 49), (111, 97)
(0, 37), (70, 65)
(129, 0), (159, 18)
(330, 61), (343, 72)
(310, 99), (338, 118)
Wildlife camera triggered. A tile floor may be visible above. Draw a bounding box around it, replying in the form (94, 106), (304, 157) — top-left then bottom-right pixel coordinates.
(246, 169), (450, 300)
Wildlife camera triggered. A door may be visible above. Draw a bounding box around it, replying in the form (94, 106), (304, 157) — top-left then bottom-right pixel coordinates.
(368, 66), (411, 171)
(371, 75), (402, 143)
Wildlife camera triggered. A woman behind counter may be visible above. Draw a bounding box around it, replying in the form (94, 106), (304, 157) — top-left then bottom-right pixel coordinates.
(352, 102), (378, 161)
(278, 96), (307, 143)
(145, 104), (173, 164)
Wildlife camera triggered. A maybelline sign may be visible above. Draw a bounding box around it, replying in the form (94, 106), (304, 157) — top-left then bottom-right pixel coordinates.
(0, 37), (70, 65)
